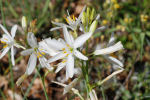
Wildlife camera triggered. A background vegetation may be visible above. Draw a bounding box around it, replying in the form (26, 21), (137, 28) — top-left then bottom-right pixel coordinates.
(0, 0), (150, 99)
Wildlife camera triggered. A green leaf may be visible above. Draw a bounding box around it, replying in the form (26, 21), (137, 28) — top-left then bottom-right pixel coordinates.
(140, 33), (145, 58)
(146, 31), (150, 37)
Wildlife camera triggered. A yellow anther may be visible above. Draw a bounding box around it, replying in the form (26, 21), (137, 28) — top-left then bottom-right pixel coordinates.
(66, 44), (70, 47)
(1, 40), (6, 44)
(66, 54), (69, 57)
(62, 60), (67, 63)
(63, 51), (67, 53)
(65, 18), (69, 24)
(3, 44), (8, 48)
(62, 48), (65, 51)
(72, 15), (75, 21)
(41, 52), (45, 55)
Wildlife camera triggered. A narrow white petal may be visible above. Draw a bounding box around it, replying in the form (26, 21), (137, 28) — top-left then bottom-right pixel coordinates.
(89, 89), (98, 100)
(11, 46), (15, 66)
(0, 24), (12, 38)
(55, 62), (66, 73)
(1, 34), (12, 43)
(44, 38), (65, 51)
(107, 32), (116, 47)
(74, 50), (88, 60)
(50, 27), (62, 31)
(25, 53), (37, 75)
(11, 25), (17, 38)
(27, 32), (38, 47)
(74, 32), (92, 48)
(63, 26), (74, 46)
(0, 47), (10, 59)
(66, 54), (74, 78)
(39, 57), (53, 71)
(63, 78), (78, 94)
(94, 41), (124, 55)
(52, 21), (66, 27)
(39, 40), (58, 56)
(104, 55), (123, 67)
(76, 5), (86, 25)
(94, 26), (106, 34)
(21, 49), (33, 56)
(47, 52), (66, 63)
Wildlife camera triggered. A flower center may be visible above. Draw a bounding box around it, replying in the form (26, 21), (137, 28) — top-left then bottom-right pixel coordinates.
(62, 44), (74, 57)
(65, 15), (76, 24)
(34, 47), (45, 58)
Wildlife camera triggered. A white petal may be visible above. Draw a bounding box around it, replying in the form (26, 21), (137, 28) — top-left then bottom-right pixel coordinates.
(50, 27), (62, 31)
(66, 54), (74, 78)
(51, 21), (67, 27)
(25, 53), (37, 75)
(107, 32), (116, 47)
(74, 50), (88, 60)
(21, 49), (33, 56)
(11, 25), (17, 38)
(74, 32), (92, 48)
(0, 24), (12, 38)
(1, 34), (12, 43)
(11, 46), (15, 66)
(94, 41), (124, 55)
(39, 57), (53, 71)
(63, 78), (78, 94)
(89, 89), (98, 100)
(104, 55), (123, 67)
(44, 38), (65, 51)
(94, 26), (106, 34)
(55, 62), (66, 73)
(0, 47), (10, 59)
(27, 32), (38, 47)
(63, 26), (74, 46)
(47, 52), (66, 63)
(39, 40), (58, 56)
(76, 5), (86, 25)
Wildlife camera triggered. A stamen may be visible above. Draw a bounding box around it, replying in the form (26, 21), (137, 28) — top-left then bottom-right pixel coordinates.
(65, 18), (69, 24)
(72, 15), (75, 21)
(63, 51), (67, 53)
(62, 48), (65, 51)
(66, 54), (69, 57)
(62, 60), (67, 63)
(3, 44), (8, 48)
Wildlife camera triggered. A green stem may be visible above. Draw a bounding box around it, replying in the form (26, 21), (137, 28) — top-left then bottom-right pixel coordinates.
(36, 68), (49, 100)
(0, 89), (6, 100)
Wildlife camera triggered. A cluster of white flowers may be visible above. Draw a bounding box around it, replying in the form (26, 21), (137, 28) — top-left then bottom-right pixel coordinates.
(0, 5), (124, 100)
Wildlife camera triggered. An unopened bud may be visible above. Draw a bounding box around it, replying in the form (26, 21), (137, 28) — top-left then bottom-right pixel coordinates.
(81, 12), (86, 26)
(89, 20), (98, 33)
(86, 7), (90, 23)
(90, 8), (96, 22)
(21, 16), (27, 29)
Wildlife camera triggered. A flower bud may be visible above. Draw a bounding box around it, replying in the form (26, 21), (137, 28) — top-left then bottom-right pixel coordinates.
(89, 20), (98, 33)
(90, 8), (96, 22)
(21, 16), (27, 29)
(86, 7), (90, 23)
(81, 12), (86, 26)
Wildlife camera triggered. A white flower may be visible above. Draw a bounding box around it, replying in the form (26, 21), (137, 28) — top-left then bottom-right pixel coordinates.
(50, 6), (86, 31)
(47, 26), (92, 79)
(94, 33), (124, 67)
(21, 32), (53, 75)
(0, 24), (25, 66)
(89, 89), (98, 100)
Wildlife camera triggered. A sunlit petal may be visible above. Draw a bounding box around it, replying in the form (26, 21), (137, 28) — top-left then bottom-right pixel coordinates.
(55, 62), (66, 73)
(47, 52), (66, 63)
(11, 46), (15, 66)
(66, 54), (74, 78)
(27, 32), (38, 47)
(21, 49), (33, 56)
(11, 25), (17, 38)
(25, 53), (37, 75)
(0, 47), (10, 59)
(74, 50), (88, 60)
(74, 32), (92, 48)
(94, 41), (123, 55)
